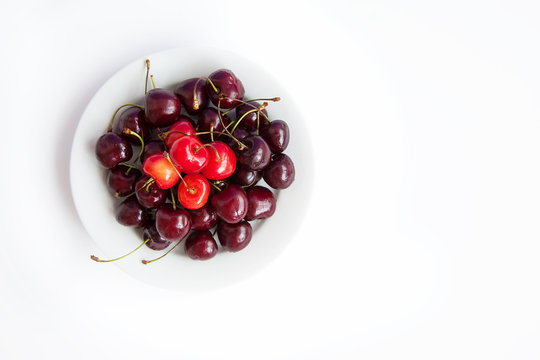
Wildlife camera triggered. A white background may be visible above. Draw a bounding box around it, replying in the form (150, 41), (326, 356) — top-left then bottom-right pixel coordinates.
(2, 0), (540, 359)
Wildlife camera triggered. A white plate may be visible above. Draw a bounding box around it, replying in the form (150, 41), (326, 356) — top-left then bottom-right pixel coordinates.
(70, 47), (314, 290)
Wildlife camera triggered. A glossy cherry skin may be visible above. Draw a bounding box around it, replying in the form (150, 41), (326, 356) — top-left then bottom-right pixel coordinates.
(217, 220), (253, 252)
(107, 164), (142, 197)
(185, 231), (218, 260)
(135, 176), (167, 209)
(143, 225), (171, 250)
(206, 69), (245, 109)
(155, 203), (192, 242)
(169, 136), (209, 174)
(260, 120), (290, 153)
(197, 108), (230, 141)
(237, 135), (272, 170)
(233, 165), (262, 187)
(211, 184), (248, 224)
(245, 186), (276, 220)
(144, 88), (181, 128)
(235, 101), (269, 131)
(115, 197), (147, 227)
(164, 117), (196, 149)
(210, 180), (229, 196)
(224, 127), (250, 151)
(174, 78), (208, 115)
(141, 141), (166, 162)
(263, 153), (295, 189)
(178, 174), (210, 210)
(189, 204), (218, 231)
(142, 153), (180, 189)
(201, 141), (236, 180)
(95, 133), (133, 168)
(113, 107), (148, 143)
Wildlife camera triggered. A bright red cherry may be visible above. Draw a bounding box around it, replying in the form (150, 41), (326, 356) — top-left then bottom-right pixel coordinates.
(142, 153), (180, 189)
(200, 141), (236, 180)
(164, 117), (196, 149)
(169, 136), (209, 174)
(178, 174), (210, 210)
(144, 88), (181, 128)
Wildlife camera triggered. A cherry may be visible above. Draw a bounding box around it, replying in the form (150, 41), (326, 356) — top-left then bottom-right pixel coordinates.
(142, 153), (180, 189)
(189, 204), (218, 231)
(263, 153), (295, 189)
(210, 179), (229, 195)
(178, 173), (210, 210)
(224, 127), (250, 151)
(141, 141), (166, 162)
(232, 165), (262, 187)
(115, 197), (147, 227)
(237, 135), (272, 170)
(174, 78), (208, 115)
(235, 101), (269, 131)
(145, 88), (181, 128)
(217, 220), (253, 252)
(206, 69), (245, 109)
(95, 133), (133, 168)
(143, 225), (171, 250)
(155, 203), (192, 242)
(169, 136), (209, 174)
(185, 231), (218, 260)
(197, 108), (230, 141)
(113, 107), (148, 143)
(260, 120), (290, 153)
(200, 141), (237, 180)
(135, 176), (167, 209)
(163, 117), (196, 149)
(245, 186), (276, 220)
(107, 164), (142, 197)
(211, 184), (248, 224)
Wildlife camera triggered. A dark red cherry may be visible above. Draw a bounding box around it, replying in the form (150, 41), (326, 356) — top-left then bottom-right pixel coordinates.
(224, 127), (250, 151)
(135, 176), (167, 209)
(95, 133), (133, 168)
(210, 180), (229, 195)
(169, 136), (209, 174)
(113, 107), (148, 143)
(115, 197), (147, 227)
(142, 225), (171, 250)
(237, 135), (272, 170)
(235, 101), (269, 131)
(211, 184), (248, 224)
(245, 186), (276, 221)
(189, 204), (218, 231)
(197, 108), (230, 142)
(233, 165), (262, 187)
(217, 220), (253, 252)
(144, 88), (181, 128)
(155, 203), (192, 242)
(185, 231), (218, 260)
(107, 164), (142, 197)
(174, 78), (208, 115)
(200, 141), (236, 180)
(206, 69), (245, 109)
(164, 118), (196, 149)
(260, 120), (290, 153)
(263, 153), (295, 189)
(141, 141), (166, 162)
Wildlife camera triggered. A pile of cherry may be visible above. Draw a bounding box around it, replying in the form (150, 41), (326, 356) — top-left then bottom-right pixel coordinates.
(93, 60), (294, 263)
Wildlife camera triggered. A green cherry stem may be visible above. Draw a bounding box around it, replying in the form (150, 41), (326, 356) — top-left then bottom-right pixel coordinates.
(107, 104), (145, 132)
(194, 143), (220, 161)
(170, 188), (177, 211)
(145, 59), (150, 94)
(163, 152), (193, 193)
(210, 181), (223, 192)
(150, 74), (156, 89)
(194, 130), (248, 150)
(141, 240), (183, 264)
(231, 103), (268, 134)
(220, 97), (280, 121)
(123, 129), (145, 161)
(90, 239), (150, 263)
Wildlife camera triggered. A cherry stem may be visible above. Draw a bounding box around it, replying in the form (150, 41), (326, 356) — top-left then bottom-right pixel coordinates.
(256, 111), (260, 135)
(194, 143), (220, 161)
(163, 152), (190, 190)
(150, 74), (156, 89)
(210, 124), (215, 142)
(123, 129), (145, 161)
(145, 59), (150, 94)
(158, 130), (189, 143)
(119, 178), (154, 198)
(118, 162), (138, 175)
(170, 188), (176, 210)
(193, 77), (205, 110)
(195, 130), (248, 150)
(90, 239), (150, 263)
(107, 104), (145, 132)
(221, 97), (279, 121)
(210, 181), (222, 192)
(141, 239), (183, 264)
(206, 77), (219, 94)
(231, 103), (268, 134)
